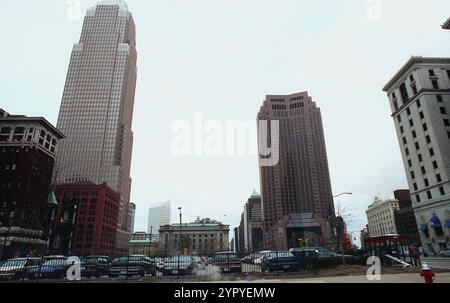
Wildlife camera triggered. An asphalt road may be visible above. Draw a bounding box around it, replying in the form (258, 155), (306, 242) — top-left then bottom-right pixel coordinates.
(422, 256), (450, 270)
(232, 272), (450, 283)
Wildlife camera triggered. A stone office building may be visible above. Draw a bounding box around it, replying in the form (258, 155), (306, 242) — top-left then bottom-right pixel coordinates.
(383, 54), (450, 253)
(159, 218), (229, 256)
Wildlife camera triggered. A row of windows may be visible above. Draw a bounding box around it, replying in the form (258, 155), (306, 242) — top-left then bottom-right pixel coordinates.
(392, 69), (450, 110)
(415, 187), (446, 203)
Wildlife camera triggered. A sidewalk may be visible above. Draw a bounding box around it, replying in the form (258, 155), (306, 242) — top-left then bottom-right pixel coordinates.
(246, 272), (450, 283)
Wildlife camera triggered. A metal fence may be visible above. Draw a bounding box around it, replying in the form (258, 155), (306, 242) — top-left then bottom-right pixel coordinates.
(0, 252), (367, 283)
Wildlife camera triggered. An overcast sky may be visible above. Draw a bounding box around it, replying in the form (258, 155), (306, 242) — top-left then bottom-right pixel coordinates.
(1, 0), (450, 243)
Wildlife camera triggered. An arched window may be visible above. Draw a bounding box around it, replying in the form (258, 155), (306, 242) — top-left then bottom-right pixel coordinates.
(0, 127), (11, 142)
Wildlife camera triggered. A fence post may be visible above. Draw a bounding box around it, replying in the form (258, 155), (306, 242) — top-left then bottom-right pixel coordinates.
(276, 251), (280, 277)
(177, 253), (180, 279)
(126, 256), (129, 281)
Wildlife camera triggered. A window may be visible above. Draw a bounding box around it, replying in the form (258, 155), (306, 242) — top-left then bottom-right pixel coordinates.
(440, 187), (445, 196)
(432, 80), (439, 90)
(406, 108), (411, 116)
(444, 119), (450, 127)
(411, 171), (416, 179)
(410, 74), (415, 82)
(437, 95), (443, 103)
(412, 130), (417, 138)
(413, 183), (418, 191)
(424, 178), (429, 187)
(423, 123), (428, 131)
(429, 148), (435, 157)
(419, 112), (424, 120)
(429, 70), (435, 76)
(437, 174), (442, 182)
(426, 135), (431, 144)
(400, 83), (409, 103)
(397, 115), (402, 123)
(393, 101), (399, 111)
(447, 70), (450, 81)
(448, 131), (450, 139)
(421, 166), (426, 174)
(440, 107), (447, 115)
(412, 85), (418, 95)
(415, 142), (420, 150)
(427, 191), (432, 199)
(408, 159), (413, 167)
(403, 137), (407, 145)
(405, 148), (410, 156)
(409, 119), (414, 127)
(418, 154), (423, 162)
(433, 161), (438, 169)
(416, 100), (421, 108)
(416, 195), (421, 203)
(400, 126), (404, 133)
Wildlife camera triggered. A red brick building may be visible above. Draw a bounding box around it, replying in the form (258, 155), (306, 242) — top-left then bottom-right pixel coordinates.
(0, 115), (64, 260)
(53, 183), (120, 257)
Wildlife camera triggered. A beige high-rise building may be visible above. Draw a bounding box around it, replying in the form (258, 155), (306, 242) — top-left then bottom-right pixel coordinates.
(257, 92), (335, 248)
(55, 0), (137, 255)
(383, 56), (450, 254)
(366, 197), (400, 238)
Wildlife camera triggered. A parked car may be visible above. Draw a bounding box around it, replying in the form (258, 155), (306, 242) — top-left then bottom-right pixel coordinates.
(27, 257), (74, 280)
(162, 256), (195, 276)
(440, 250), (450, 257)
(0, 258), (43, 281)
(254, 251), (273, 265)
(261, 251), (301, 273)
(213, 252), (242, 273)
(242, 253), (258, 264)
(80, 256), (110, 277)
(290, 247), (354, 260)
(154, 258), (166, 271)
(108, 255), (156, 278)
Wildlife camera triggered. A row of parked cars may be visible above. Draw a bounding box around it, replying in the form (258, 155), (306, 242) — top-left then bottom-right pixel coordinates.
(212, 248), (346, 273)
(0, 255), (206, 281)
(0, 248), (355, 281)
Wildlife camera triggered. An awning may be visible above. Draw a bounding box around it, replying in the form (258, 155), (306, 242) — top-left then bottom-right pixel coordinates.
(419, 224), (428, 232)
(430, 216), (442, 228)
(445, 221), (450, 228)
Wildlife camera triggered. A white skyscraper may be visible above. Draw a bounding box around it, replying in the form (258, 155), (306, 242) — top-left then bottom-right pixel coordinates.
(148, 201), (171, 242)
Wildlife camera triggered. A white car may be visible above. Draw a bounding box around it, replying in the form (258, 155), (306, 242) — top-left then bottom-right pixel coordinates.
(440, 250), (450, 257)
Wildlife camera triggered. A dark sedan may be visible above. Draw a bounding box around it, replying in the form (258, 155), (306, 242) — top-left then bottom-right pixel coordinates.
(108, 256), (156, 278)
(81, 256), (110, 277)
(162, 256), (195, 276)
(27, 257), (73, 280)
(0, 258), (43, 281)
(261, 251), (301, 273)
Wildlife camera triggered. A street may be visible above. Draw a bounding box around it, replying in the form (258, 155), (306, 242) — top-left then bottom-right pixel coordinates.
(422, 257), (450, 270)
(228, 272), (450, 283)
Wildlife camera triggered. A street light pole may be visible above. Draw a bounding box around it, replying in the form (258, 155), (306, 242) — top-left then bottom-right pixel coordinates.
(333, 192), (353, 198)
(149, 226), (153, 257)
(178, 207), (183, 255)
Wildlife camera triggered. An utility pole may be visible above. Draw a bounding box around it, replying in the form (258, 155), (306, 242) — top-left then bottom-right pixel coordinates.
(178, 207), (183, 254)
(149, 226), (153, 257)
